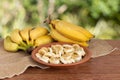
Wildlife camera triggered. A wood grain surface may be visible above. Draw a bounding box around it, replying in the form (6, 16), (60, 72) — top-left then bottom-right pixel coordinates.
(3, 40), (120, 80)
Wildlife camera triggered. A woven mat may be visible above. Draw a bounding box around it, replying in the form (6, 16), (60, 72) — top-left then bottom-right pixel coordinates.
(0, 39), (115, 79)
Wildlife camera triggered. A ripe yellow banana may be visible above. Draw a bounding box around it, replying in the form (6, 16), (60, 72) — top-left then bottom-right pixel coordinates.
(52, 20), (94, 38)
(4, 36), (26, 52)
(50, 20), (89, 42)
(34, 35), (53, 47)
(20, 27), (32, 45)
(49, 24), (88, 47)
(10, 29), (27, 47)
(30, 26), (48, 45)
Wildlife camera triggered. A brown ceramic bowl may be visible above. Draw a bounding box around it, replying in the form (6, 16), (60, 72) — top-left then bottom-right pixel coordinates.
(31, 42), (92, 68)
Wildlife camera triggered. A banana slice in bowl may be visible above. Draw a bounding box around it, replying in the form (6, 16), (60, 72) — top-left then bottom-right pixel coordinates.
(31, 42), (92, 68)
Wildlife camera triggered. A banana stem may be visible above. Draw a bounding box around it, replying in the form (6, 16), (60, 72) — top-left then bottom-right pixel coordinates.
(30, 39), (34, 46)
(26, 40), (30, 45)
(20, 41), (27, 47)
(49, 24), (54, 30)
(18, 46), (27, 51)
(44, 15), (51, 24)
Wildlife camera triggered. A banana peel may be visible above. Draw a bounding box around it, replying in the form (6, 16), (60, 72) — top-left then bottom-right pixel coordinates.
(4, 36), (27, 52)
(50, 20), (89, 42)
(51, 20), (94, 38)
(20, 27), (32, 46)
(34, 35), (53, 47)
(49, 24), (88, 47)
(10, 29), (27, 47)
(30, 27), (48, 45)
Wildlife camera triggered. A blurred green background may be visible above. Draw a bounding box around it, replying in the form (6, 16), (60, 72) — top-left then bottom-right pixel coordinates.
(0, 0), (120, 39)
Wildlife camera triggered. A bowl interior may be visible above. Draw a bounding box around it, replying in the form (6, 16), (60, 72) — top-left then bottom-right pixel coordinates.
(31, 42), (92, 68)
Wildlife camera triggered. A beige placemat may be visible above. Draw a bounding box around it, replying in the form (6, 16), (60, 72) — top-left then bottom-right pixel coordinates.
(0, 39), (115, 79)
(89, 39), (115, 58)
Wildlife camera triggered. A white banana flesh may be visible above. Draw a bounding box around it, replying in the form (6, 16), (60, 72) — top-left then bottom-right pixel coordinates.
(35, 44), (86, 64)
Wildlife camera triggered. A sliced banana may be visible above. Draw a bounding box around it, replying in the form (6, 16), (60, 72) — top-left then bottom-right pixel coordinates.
(41, 47), (49, 52)
(48, 47), (53, 53)
(63, 44), (74, 53)
(60, 57), (68, 64)
(80, 48), (86, 56)
(44, 52), (53, 57)
(42, 48), (53, 57)
(40, 56), (49, 63)
(67, 59), (73, 64)
(73, 44), (85, 56)
(70, 58), (75, 63)
(36, 53), (42, 59)
(62, 52), (72, 60)
(38, 49), (47, 57)
(72, 54), (82, 62)
(49, 57), (60, 64)
(51, 44), (64, 55)
(60, 56), (74, 64)
(36, 44), (86, 64)
(73, 44), (81, 51)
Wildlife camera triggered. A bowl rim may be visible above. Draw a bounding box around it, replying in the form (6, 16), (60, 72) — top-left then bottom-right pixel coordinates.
(31, 42), (92, 67)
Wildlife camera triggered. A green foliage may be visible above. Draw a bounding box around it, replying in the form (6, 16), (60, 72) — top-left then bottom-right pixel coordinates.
(22, 0), (39, 25)
(0, 0), (119, 39)
(90, 0), (119, 19)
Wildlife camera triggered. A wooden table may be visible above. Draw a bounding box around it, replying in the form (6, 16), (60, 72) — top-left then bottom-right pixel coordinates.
(4, 40), (120, 80)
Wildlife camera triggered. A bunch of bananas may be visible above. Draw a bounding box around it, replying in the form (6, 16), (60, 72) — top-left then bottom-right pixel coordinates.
(3, 19), (94, 53)
(4, 27), (53, 52)
(49, 20), (94, 47)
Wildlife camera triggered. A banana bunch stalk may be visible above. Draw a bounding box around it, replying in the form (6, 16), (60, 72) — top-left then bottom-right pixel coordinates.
(4, 26), (53, 53)
(49, 20), (94, 47)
